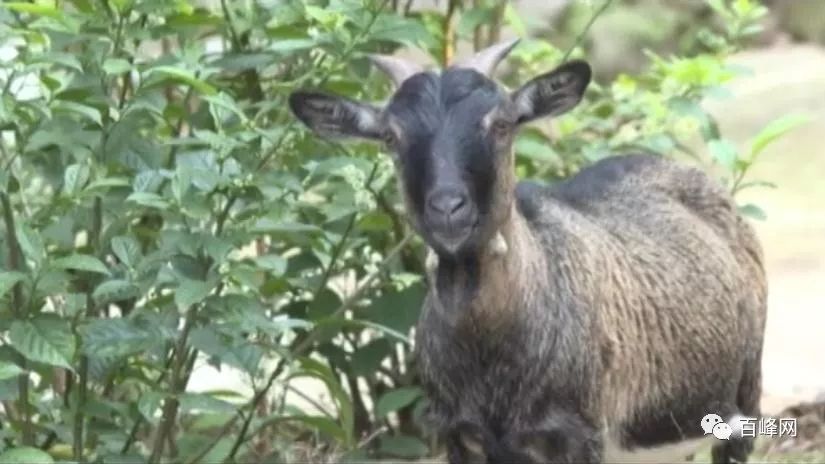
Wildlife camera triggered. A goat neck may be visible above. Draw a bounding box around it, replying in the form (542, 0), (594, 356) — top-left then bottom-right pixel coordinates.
(428, 205), (545, 329)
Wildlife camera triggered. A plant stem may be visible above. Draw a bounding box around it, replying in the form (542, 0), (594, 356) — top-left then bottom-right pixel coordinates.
(487, 0), (506, 47)
(148, 310), (197, 463)
(1, 191), (32, 446)
(72, 197), (101, 462)
(120, 353), (176, 455)
(443, 0), (460, 66)
(562, 0), (614, 62)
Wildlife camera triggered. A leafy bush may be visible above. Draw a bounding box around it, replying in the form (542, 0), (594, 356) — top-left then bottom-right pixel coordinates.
(0, 0), (804, 462)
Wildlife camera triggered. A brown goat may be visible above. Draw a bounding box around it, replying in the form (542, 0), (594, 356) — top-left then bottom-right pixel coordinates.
(289, 39), (767, 463)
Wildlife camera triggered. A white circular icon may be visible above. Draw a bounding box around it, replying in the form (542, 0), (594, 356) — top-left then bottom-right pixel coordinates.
(701, 413), (724, 434)
(712, 422), (733, 440)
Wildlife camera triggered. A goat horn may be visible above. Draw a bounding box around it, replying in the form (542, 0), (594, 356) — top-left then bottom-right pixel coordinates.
(454, 38), (521, 77)
(368, 54), (425, 88)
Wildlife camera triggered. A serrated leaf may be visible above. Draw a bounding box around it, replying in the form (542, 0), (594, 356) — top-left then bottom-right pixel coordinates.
(64, 164), (91, 194)
(0, 271), (26, 299)
(93, 279), (140, 305)
(0, 362), (24, 381)
(375, 387), (422, 418)
(10, 318), (75, 370)
(749, 113), (811, 159)
(0, 447), (54, 464)
(147, 66), (217, 95)
(79, 318), (162, 358)
(53, 254), (110, 275)
(112, 236), (141, 268)
(175, 279), (212, 311)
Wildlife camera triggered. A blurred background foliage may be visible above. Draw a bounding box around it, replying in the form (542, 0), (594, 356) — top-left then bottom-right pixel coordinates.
(0, 0), (809, 462)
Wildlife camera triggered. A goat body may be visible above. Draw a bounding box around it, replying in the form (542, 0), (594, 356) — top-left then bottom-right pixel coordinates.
(416, 154), (767, 463)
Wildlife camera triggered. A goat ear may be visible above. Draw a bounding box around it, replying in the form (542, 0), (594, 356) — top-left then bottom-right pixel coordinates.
(288, 91), (384, 140)
(511, 60), (591, 124)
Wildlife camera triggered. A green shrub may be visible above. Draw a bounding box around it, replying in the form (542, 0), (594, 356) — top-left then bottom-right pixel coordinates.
(0, 0), (805, 462)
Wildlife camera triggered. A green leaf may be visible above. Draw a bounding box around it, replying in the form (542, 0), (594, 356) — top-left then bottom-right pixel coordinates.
(103, 58), (132, 75)
(93, 279), (140, 305)
(749, 113), (811, 159)
(375, 386), (422, 418)
(147, 66), (217, 95)
(0, 271), (26, 299)
(189, 327), (262, 374)
(52, 101), (103, 126)
(175, 279), (212, 311)
(112, 236), (142, 268)
(0, 447), (54, 464)
(292, 358), (354, 445)
(516, 130), (559, 163)
(4, 3), (60, 18)
(64, 164), (91, 194)
(53, 254), (110, 275)
(361, 283), (424, 333)
(79, 318), (165, 358)
(138, 391), (164, 423)
(256, 414), (347, 443)
(0, 362), (24, 381)
(708, 138), (738, 171)
(350, 339), (392, 377)
(738, 203), (767, 221)
(15, 224), (45, 265)
(308, 288), (341, 320)
(127, 191), (171, 210)
(253, 255), (287, 276)
(10, 318), (76, 370)
(179, 393), (237, 414)
(378, 435), (429, 459)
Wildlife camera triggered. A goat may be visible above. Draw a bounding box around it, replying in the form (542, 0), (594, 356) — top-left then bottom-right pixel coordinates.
(289, 39), (767, 464)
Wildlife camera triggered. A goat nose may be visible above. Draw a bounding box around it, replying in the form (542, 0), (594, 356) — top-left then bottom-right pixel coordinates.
(427, 190), (467, 215)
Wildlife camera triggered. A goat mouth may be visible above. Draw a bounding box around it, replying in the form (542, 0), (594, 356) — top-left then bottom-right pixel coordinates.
(427, 222), (477, 255)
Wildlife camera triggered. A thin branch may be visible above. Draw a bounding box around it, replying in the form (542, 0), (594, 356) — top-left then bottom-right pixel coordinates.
(561, 0), (614, 62)
(1, 191), (32, 446)
(486, 0), (506, 47)
(443, 0), (460, 66)
(148, 310), (197, 463)
(284, 384), (335, 418)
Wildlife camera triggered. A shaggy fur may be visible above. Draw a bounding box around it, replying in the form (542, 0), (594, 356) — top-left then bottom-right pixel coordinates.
(417, 154), (767, 463)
